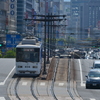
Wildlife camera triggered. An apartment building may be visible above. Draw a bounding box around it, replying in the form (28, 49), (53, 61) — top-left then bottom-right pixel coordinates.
(70, 0), (100, 40)
(0, 0), (9, 42)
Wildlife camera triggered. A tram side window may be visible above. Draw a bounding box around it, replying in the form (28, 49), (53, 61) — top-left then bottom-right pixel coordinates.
(34, 52), (39, 62)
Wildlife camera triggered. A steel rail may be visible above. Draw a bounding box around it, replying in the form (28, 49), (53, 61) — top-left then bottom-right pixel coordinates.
(51, 57), (59, 100)
(15, 78), (21, 100)
(67, 59), (83, 100)
(30, 78), (39, 100)
(7, 78), (16, 100)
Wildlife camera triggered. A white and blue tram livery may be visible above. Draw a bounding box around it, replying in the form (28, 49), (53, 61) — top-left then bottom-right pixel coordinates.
(16, 37), (42, 76)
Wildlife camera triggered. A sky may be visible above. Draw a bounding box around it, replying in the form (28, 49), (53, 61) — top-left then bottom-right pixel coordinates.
(64, 0), (70, 2)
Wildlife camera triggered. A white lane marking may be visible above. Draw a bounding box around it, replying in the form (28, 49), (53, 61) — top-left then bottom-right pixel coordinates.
(58, 83), (64, 86)
(40, 82), (45, 86)
(78, 59), (85, 86)
(0, 97), (6, 100)
(22, 82), (27, 86)
(90, 98), (96, 100)
(0, 66), (15, 85)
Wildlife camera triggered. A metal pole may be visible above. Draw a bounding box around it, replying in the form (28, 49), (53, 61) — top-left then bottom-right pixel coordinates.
(50, 13), (53, 56)
(43, 0), (46, 74)
(47, 13), (50, 63)
(53, 17), (55, 56)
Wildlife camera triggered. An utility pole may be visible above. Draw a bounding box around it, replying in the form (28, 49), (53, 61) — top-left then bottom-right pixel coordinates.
(24, 15), (66, 75)
(47, 13), (50, 64)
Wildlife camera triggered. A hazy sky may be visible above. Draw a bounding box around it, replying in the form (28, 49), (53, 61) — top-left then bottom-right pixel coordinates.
(64, 0), (70, 2)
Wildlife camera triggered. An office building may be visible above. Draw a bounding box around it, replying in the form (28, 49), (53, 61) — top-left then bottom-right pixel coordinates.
(71, 0), (100, 40)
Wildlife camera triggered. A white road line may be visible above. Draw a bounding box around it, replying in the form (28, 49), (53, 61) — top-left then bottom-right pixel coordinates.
(0, 66), (15, 85)
(40, 82), (45, 86)
(22, 82), (27, 86)
(90, 98), (96, 100)
(58, 83), (64, 86)
(0, 97), (6, 100)
(78, 59), (85, 86)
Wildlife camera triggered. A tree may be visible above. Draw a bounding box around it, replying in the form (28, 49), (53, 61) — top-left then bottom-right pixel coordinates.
(3, 49), (16, 58)
(0, 51), (2, 58)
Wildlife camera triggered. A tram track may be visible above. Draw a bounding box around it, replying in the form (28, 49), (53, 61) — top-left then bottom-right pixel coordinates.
(51, 57), (70, 100)
(8, 77), (37, 100)
(32, 78), (55, 100)
(15, 78), (21, 100)
(7, 78), (21, 100)
(52, 57), (83, 100)
(67, 59), (83, 100)
(51, 57), (59, 100)
(7, 57), (82, 100)
(30, 78), (38, 100)
(7, 58), (55, 100)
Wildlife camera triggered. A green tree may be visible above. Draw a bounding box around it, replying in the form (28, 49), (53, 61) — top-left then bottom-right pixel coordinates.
(3, 49), (16, 58)
(86, 37), (92, 41)
(0, 51), (2, 58)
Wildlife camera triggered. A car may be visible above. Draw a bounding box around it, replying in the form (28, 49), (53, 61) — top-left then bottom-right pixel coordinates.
(85, 69), (100, 89)
(92, 60), (100, 69)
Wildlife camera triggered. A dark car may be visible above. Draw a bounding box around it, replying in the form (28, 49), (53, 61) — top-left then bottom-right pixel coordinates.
(85, 69), (100, 89)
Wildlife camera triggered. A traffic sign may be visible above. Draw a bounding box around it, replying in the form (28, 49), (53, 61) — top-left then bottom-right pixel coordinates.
(6, 34), (21, 47)
(57, 41), (64, 46)
(11, 0), (15, 2)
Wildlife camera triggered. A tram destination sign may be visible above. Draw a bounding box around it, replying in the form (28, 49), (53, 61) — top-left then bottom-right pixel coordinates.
(6, 34), (21, 47)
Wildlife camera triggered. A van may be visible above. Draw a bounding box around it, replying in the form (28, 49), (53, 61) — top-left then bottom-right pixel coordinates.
(92, 60), (100, 69)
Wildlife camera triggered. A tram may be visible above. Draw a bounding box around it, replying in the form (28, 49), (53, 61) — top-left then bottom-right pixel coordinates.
(15, 37), (42, 76)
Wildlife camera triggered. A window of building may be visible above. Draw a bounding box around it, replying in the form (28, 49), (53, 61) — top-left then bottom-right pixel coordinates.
(17, 8), (24, 12)
(26, 3), (32, 9)
(27, 0), (32, 2)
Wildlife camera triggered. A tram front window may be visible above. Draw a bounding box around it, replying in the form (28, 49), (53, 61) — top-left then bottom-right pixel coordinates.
(16, 48), (39, 62)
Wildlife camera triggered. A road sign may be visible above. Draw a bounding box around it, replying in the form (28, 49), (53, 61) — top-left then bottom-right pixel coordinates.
(11, 0), (15, 2)
(6, 34), (21, 47)
(57, 41), (64, 46)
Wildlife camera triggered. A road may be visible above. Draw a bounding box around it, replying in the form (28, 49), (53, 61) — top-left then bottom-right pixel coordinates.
(74, 59), (100, 100)
(1, 58), (100, 100)
(0, 58), (15, 100)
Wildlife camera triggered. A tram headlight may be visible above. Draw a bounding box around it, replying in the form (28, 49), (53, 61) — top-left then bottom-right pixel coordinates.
(18, 66), (22, 68)
(32, 66), (37, 68)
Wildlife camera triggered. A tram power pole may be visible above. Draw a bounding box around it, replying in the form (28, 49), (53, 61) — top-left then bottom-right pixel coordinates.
(24, 14), (66, 75)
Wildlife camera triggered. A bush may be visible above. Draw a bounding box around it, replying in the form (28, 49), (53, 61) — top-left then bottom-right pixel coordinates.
(0, 51), (2, 58)
(3, 49), (16, 58)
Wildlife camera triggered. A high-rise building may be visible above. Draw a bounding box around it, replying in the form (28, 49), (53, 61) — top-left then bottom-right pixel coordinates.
(0, 0), (9, 42)
(7, 0), (17, 34)
(17, 0), (39, 35)
(0, 0), (8, 34)
(71, 0), (100, 39)
(70, 0), (100, 40)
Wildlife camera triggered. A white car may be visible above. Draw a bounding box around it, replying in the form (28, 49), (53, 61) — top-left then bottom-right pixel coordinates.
(92, 60), (100, 69)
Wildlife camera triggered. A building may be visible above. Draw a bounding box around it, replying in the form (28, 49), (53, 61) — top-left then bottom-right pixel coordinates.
(0, 0), (9, 42)
(64, 1), (71, 38)
(7, 0), (17, 34)
(17, 0), (40, 35)
(70, 0), (100, 40)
